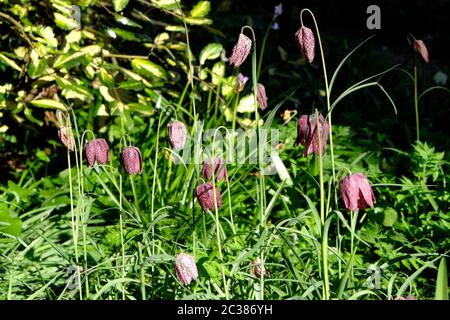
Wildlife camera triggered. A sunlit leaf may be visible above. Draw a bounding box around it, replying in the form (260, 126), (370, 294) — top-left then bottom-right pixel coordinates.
(190, 1), (210, 18)
(131, 58), (167, 80)
(199, 43), (222, 65)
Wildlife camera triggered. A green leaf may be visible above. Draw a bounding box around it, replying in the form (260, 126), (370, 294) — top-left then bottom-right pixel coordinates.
(53, 52), (88, 69)
(237, 94), (257, 113)
(56, 77), (91, 101)
(39, 26), (58, 48)
(106, 28), (141, 41)
(382, 208), (398, 227)
(0, 211), (22, 236)
(54, 12), (79, 30)
(131, 58), (167, 80)
(199, 43), (223, 65)
(99, 68), (115, 88)
(113, 0), (129, 11)
(115, 14), (142, 28)
(36, 149), (51, 163)
(435, 258), (449, 300)
(29, 99), (67, 110)
(211, 62), (225, 85)
(0, 53), (22, 72)
(190, 1), (211, 18)
(184, 17), (212, 25)
(28, 55), (48, 79)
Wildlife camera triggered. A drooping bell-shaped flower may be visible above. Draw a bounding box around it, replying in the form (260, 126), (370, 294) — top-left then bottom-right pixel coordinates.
(250, 257), (270, 278)
(122, 146), (142, 175)
(339, 173), (376, 212)
(175, 253), (198, 285)
(295, 26), (315, 63)
(196, 182), (222, 212)
(229, 33), (252, 68)
(294, 113), (329, 156)
(413, 39), (429, 63)
(84, 138), (109, 167)
(168, 120), (188, 151)
(201, 156), (227, 182)
(256, 83), (268, 111)
(58, 126), (75, 151)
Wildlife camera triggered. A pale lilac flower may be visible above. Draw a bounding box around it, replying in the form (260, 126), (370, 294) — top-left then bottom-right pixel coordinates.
(84, 139), (109, 166)
(196, 182), (222, 212)
(122, 146), (142, 175)
(295, 26), (315, 63)
(274, 3), (283, 17)
(175, 253), (198, 285)
(237, 73), (249, 92)
(294, 113), (329, 156)
(340, 173), (376, 212)
(229, 33), (252, 68)
(271, 22), (280, 31)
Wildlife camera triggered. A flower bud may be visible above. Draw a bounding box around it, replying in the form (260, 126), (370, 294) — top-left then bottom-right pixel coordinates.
(413, 39), (429, 63)
(122, 146), (142, 175)
(175, 253), (198, 285)
(201, 156), (227, 182)
(256, 83), (268, 111)
(196, 182), (222, 212)
(84, 139), (109, 167)
(58, 126), (75, 151)
(229, 33), (252, 68)
(168, 120), (188, 151)
(340, 173), (376, 212)
(295, 26), (315, 63)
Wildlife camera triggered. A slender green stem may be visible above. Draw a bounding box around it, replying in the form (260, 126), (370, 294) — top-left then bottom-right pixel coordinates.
(316, 108), (330, 300)
(210, 141), (229, 299)
(242, 24), (267, 300)
(119, 175), (125, 300)
(130, 175), (140, 221)
(138, 242), (146, 300)
(414, 65), (420, 141)
(301, 9), (336, 189)
(231, 91), (240, 135)
(150, 113), (163, 272)
(256, 18), (275, 79)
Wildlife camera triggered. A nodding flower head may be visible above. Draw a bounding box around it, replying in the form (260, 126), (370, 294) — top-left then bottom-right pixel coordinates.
(413, 39), (429, 63)
(229, 33), (252, 68)
(58, 126), (75, 151)
(175, 253), (198, 285)
(201, 156), (227, 182)
(294, 113), (329, 156)
(196, 182), (222, 213)
(250, 257), (270, 278)
(256, 83), (268, 111)
(84, 138), (109, 167)
(340, 173), (376, 212)
(168, 120), (188, 151)
(122, 146), (142, 175)
(295, 26), (315, 63)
